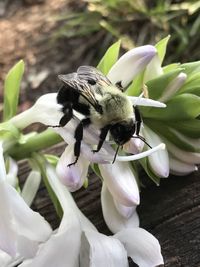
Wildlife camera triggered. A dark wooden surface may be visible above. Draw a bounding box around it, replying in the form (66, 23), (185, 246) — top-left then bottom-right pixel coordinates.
(19, 155), (200, 267)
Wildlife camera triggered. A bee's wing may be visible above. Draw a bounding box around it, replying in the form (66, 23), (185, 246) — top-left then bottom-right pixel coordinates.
(77, 66), (112, 87)
(58, 66), (112, 112)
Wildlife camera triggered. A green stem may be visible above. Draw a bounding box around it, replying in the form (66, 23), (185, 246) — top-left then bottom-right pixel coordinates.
(8, 129), (63, 160)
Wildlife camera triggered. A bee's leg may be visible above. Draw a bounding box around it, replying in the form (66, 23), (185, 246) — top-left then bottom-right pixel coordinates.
(92, 125), (110, 153)
(133, 106), (152, 148)
(68, 118), (91, 167)
(133, 106), (142, 135)
(48, 102), (73, 128)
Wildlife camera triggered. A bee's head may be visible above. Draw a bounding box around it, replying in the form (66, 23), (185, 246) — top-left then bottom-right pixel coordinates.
(110, 119), (135, 145)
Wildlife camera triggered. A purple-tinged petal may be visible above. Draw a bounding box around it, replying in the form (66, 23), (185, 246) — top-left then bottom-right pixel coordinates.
(108, 45), (157, 87)
(101, 183), (139, 234)
(123, 138), (144, 154)
(143, 126), (169, 178)
(99, 162), (140, 206)
(115, 228), (164, 267)
(56, 145), (89, 192)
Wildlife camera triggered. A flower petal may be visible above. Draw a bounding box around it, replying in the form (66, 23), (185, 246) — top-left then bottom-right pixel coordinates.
(143, 53), (163, 83)
(128, 96), (166, 108)
(6, 157), (18, 187)
(101, 183), (139, 234)
(143, 126), (169, 178)
(80, 230), (128, 267)
(0, 249), (12, 267)
(163, 137), (200, 164)
(108, 45), (157, 87)
(158, 72), (187, 102)
(99, 162), (140, 206)
(169, 154), (198, 175)
(123, 138), (144, 154)
(19, 225), (81, 267)
(115, 228), (164, 267)
(21, 170), (41, 206)
(11, 93), (63, 129)
(56, 145), (89, 192)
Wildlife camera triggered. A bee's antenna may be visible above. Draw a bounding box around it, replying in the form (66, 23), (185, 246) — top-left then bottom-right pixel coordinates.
(112, 145), (120, 164)
(131, 135), (152, 149)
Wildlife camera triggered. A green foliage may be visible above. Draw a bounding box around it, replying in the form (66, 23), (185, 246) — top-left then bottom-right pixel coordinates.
(55, 1), (200, 62)
(97, 40), (121, 74)
(142, 94), (200, 121)
(3, 60), (24, 121)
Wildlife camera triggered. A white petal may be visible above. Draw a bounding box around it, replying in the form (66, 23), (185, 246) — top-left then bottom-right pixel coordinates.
(0, 143), (6, 182)
(128, 96), (166, 108)
(6, 157), (18, 187)
(115, 228), (164, 267)
(101, 183), (139, 234)
(108, 45), (157, 87)
(56, 145), (89, 192)
(169, 154), (198, 175)
(159, 72), (187, 102)
(0, 182), (17, 257)
(21, 170), (41, 206)
(99, 162), (140, 206)
(169, 128), (200, 149)
(0, 249), (12, 267)
(163, 137), (200, 164)
(143, 126), (169, 178)
(123, 138), (144, 154)
(11, 93), (63, 129)
(80, 230), (128, 267)
(113, 198), (136, 219)
(19, 225), (81, 267)
(143, 53), (163, 83)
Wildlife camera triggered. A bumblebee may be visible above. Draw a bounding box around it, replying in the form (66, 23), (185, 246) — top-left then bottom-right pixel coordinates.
(56, 66), (150, 166)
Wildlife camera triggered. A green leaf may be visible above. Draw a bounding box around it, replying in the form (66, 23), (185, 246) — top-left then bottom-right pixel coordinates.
(0, 121), (20, 139)
(177, 72), (200, 96)
(181, 61), (200, 76)
(125, 71), (144, 96)
(141, 93), (200, 121)
(145, 120), (199, 152)
(139, 158), (160, 185)
(155, 35), (170, 64)
(3, 60), (25, 121)
(146, 68), (184, 100)
(97, 40), (121, 75)
(163, 63), (181, 73)
(166, 119), (200, 138)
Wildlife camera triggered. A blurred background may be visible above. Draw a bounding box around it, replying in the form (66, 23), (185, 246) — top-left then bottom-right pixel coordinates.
(0, 0), (200, 114)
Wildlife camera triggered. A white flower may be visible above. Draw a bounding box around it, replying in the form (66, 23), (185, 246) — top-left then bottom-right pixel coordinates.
(101, 183), (139, 234)
(99, 161), (140, 206)
(19, 164), (163, 267)
(0, 143), (52, 261)
(115, 228), (164, 267)
(143, 125), (169, 178)
(108, 45), (157, 87)
(56, 144), (89, 192)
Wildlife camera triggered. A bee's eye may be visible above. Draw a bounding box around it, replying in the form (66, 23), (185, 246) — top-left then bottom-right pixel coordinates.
(87, 79), (96, 85)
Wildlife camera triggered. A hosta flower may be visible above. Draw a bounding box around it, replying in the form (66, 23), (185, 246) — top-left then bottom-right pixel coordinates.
(0, 143), (52, 263)
(127, 37), (200, 181)
(19, 162), (163, 267)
